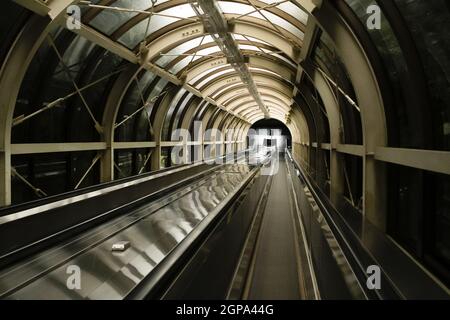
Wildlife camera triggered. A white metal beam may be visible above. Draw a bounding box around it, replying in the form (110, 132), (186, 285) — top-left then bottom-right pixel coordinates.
(11, 143), (107, 155)
(375, 147), (450, 175)
(14, 0), (50, 16)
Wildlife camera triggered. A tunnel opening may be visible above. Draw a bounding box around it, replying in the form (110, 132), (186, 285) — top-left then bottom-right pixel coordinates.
(249, 119), (292, 152)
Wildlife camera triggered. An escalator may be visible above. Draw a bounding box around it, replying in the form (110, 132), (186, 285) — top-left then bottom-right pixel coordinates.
(227, 152), (318, 300)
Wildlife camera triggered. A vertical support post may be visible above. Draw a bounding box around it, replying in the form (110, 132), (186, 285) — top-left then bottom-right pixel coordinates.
(151, 86), (177, 170)
(151, 144), (161, 171)
(0, 151), (11, 206)
(195, 120), (204, 163)
(100, 146), (114, 182)
(101, 65), (140, 182)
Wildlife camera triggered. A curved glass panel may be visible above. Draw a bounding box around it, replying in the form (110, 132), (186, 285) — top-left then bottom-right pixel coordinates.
(155, 35), (215, 67)
(14, 34), (99, 144)
(162, 89), (187, 140)
(218, 1), (304, 40)
(118, 4), (197, 48)
(195, 46), (223, 57)
(146, 78), (168, 103)
(172, 93), (195, 132)
(345, 0), (432, 151)
(139, 70), (158, 90)
(11, 32), (122, 203)
(392, 0), (450, 151)
(89, 0), (152, 35)
(168, 43), (223, 74)
(170, 57), (197, 74)
(254, 0), (309, 25)
(272, 1), (308, 25)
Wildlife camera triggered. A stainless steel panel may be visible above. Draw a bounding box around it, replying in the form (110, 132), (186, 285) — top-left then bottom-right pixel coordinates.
(0, 163), (257, 300)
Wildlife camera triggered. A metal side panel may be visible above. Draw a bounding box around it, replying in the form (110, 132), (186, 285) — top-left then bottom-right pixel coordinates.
(0, 164), (257, 300)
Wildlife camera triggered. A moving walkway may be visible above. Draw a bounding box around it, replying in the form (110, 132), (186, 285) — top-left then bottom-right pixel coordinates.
(0, 151), (269, 299)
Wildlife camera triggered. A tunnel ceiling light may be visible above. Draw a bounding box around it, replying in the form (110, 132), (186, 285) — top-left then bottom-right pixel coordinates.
(190, 0), (270, 119)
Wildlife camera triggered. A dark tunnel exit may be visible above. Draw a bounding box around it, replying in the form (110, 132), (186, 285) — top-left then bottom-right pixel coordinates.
(248, 119), (293, 152)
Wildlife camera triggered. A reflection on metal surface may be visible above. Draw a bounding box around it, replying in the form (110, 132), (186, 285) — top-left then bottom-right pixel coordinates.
(285, 149), (366, 299)
(302, 185), (365, 299)
(0, 163), (257, 300)
(0, 163), (204, 225)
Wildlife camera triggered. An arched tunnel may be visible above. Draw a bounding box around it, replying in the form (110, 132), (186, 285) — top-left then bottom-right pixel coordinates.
(0, 0), (448, 302)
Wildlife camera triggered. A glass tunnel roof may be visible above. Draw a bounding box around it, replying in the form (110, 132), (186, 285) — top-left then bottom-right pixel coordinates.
(78, 0), (309, 124)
